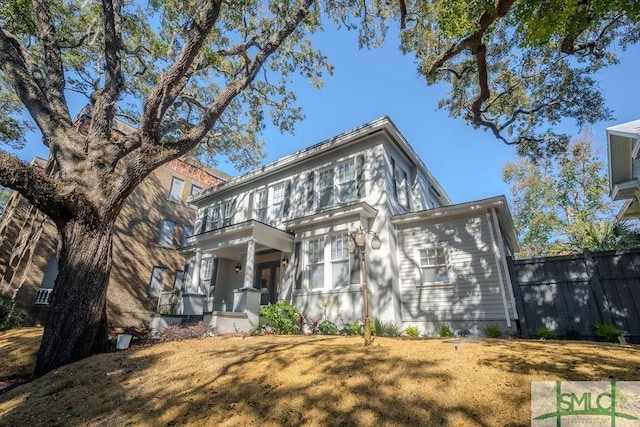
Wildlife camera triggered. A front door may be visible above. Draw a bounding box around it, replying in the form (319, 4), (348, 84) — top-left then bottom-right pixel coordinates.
(254, 261), (280, 305)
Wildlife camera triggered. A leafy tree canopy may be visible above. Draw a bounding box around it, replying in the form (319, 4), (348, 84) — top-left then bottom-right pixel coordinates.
(503, 130), (638, 257)
(363, 0), (640, 157)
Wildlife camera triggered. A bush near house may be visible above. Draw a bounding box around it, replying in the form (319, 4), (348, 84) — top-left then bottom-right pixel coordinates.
(536, 326), (556, 340)
(404, 326), (420, 337)
(483, 324), (502, 338)
(594, 323), (622, 342)
(437, 324), (452, 338)
(258, 302), (301, 334)
(372, 317), (401, 337)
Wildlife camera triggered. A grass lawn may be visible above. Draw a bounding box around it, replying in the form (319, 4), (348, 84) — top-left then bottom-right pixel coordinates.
(1, 328), (639, 426)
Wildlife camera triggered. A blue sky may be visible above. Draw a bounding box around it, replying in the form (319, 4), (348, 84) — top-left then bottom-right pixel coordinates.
(11, 25), (640, 205)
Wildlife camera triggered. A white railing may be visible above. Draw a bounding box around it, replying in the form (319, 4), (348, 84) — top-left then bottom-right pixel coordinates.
(34, 288), (53, 305)
(157, 290), (183, 315)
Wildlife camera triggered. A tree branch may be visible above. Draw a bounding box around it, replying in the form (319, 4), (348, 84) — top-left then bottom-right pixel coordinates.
(32, 0), (70, 121)
(89, 0), (125, 144)
(141, 0), (223, 143)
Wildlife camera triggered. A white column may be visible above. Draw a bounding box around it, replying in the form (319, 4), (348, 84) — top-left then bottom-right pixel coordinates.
(189, 249), (202, 294)
(243, 239), (256, 289)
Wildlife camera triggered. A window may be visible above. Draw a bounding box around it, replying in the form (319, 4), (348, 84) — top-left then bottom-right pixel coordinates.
(337, 161), (356, 202)
(158, 220), (176, 247)
(331, 235), (349, 287)
(271, 183), (285, 219)
(206, 206), (219, 231)
(181, 225), (193, 247)
(168, 177), (184, 203)
(419, 247), (450, 283)
(317, 168), (334, 209)
(201, 258), (214, 283)
(149, 267), (167, 297)
(190, 184), (202, 197)
(221, 201), (232, 226)
(255, 190), (268, 222)
(308, 237), (325, 289)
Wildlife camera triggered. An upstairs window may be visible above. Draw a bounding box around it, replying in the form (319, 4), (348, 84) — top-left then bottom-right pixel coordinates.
(391, 157), (410, 209)
(221, 201), (232, 226)
(337, 161), (356, 202)
(316, 159), (356, 210)
(254, 190), (268, 222)
(419, 246), (450, 283)
(158, 220), (176, 247)
(317, 168), (334, 209)
(271, 183), (285, 219)
(190, 184), (202, 197)
(168, 177), (184, 203)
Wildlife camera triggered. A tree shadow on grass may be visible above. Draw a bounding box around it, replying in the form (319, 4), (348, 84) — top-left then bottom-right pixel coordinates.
(3, 335), (612, 426)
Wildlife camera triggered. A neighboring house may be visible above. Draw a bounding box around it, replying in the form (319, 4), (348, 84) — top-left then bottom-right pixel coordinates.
(154, 117), (519, 336)
(607, 119), (640, 220)
(0, 125), (229, 328)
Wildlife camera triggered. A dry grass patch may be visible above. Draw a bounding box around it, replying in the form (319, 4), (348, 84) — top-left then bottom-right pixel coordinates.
(1, 329), (639, 426)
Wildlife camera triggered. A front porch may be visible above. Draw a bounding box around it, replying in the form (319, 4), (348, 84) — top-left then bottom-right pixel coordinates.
(151, 220), (295, 335)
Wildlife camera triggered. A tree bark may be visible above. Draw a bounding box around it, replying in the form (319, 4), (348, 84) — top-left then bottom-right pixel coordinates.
(32, 218), (114, 378)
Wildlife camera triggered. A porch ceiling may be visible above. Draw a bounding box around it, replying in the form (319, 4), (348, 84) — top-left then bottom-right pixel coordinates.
(186, 220), (294, 258)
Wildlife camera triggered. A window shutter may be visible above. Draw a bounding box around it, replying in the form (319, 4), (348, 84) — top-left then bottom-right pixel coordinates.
(356, 154), (366, 198)
(391, 157), (398, 199)
(403, 170), (410, 209)
(294, 241), (302, 289)
(247, 191), (255, 220)
(283, 180), (291, 216)
(307, 171), (315, 210)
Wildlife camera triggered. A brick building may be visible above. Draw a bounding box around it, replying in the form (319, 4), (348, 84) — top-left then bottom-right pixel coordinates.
(0, 152), (229, 328)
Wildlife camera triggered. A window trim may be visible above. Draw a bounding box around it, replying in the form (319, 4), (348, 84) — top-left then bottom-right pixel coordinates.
(315, 158), (357, 210)
(415, 243), (451, 286)
(158, 219), (176, 248)
(168, 177), (185, 203)
(149, 266), (167, 297)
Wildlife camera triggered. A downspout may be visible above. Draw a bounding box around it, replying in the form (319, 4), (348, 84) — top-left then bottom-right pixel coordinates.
(491, 208), (519, 320)
(486, 211), (511, 328)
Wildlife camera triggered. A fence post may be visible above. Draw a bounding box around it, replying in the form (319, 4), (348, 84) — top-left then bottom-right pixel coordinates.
(506, 256), (529, 337)
(584, 249), (612, 325)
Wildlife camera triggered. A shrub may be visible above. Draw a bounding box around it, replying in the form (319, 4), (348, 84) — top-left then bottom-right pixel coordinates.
(158, 321), (213, 342)
(437, 324), (452, 338)
(341, 323), (361, 336)
(483, 324), (502, 338)
(372, 317), (401, 337)
(0, 293), (24, 331)
(404, 326), (420, 338)
(318, 319), (339, 335)
(536, 326), (556, 340)
(259, 302), (301, 334)
(594, 323), (621, 342)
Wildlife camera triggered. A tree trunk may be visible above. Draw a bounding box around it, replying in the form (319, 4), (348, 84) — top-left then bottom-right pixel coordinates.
(33, 218), (114, 379)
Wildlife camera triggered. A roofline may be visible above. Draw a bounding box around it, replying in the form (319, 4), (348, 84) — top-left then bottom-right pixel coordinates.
(189, 116), (452, 205)
(391, 195), (519, 252)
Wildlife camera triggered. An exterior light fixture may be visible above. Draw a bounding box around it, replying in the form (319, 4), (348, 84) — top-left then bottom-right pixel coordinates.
(282, 255), (289, 267)
(235, 263), (242, 274)
(346, 226), (381, 347)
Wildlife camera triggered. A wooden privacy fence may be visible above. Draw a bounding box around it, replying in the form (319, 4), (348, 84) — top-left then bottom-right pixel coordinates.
(508, 248), (640, 338)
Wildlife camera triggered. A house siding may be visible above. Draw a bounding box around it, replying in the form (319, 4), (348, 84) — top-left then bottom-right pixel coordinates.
(396, 212), (516, 335)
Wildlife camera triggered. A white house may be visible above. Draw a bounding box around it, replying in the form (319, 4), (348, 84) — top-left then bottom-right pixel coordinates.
(607, 119), (640, 220)
(152, 117), (520, 336)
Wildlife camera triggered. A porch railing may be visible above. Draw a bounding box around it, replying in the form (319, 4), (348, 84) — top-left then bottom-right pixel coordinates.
(34, 288), (53, 305)
(157, 290), (183, 315)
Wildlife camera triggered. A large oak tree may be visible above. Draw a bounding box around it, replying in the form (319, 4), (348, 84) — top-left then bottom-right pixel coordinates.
(372, 0), (640, 156)
(0, 0), (333, 378)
